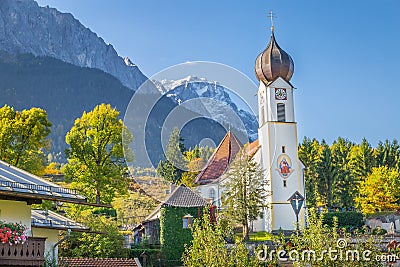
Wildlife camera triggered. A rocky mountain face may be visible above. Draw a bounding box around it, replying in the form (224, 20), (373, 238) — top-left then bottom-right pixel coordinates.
(154, 76), (258, 141)
(0, 0), (258, 165)
(0, 0), (147, 91)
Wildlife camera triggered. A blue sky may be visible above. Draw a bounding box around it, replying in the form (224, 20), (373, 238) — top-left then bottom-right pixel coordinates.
(36, 0), (400, 146)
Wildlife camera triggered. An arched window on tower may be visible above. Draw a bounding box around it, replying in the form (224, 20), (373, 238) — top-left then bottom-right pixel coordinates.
(277, 103), (285, 122)
(209, 188), (215, 202)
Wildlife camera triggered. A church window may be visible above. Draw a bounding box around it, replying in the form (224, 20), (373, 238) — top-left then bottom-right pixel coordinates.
(277, 103), (285, 122)
(283, 180), (287, 187)
(282, 146), (286, 153)
(209, 188), (215, 201)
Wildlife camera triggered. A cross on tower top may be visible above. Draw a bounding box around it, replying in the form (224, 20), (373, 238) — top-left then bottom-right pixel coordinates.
(268, 10), (277, 32)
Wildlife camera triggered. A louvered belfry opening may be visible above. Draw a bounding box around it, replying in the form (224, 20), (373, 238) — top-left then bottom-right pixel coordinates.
(277, 103), (285, 122)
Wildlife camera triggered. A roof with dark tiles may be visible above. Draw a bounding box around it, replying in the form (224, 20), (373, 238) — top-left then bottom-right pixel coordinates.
(59, 257), (141, 267)
(194, 131), (243, 185)
(163, 184), (208, 207)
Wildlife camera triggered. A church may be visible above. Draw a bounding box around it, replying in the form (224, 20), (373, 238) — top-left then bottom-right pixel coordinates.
(195, 24), (307, 232)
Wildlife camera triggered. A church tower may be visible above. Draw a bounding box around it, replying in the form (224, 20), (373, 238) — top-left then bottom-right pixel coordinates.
(254, 21), (306, 232)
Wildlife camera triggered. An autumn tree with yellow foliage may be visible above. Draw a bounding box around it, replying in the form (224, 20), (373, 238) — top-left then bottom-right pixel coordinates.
(356, 166), (400, 214)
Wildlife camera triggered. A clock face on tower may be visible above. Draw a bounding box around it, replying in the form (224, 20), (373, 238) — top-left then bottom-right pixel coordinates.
(275, 88), (287, 100)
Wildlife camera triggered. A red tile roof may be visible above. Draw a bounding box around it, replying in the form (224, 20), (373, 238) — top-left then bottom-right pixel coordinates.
(59, 257), (141, 267)
(248, 139), (260, 157)
(194, 131), (243, 185)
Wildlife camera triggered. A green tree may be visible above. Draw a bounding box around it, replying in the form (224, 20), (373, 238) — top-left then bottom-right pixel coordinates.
(290, 209), (383, 267)
(355, 166), (400, 214)
(222, 145), (266, 240)
(157, 127), (186, 183)
(348, 138), (374, 180)
(112, 191), (157, 225)
(330, 137), (354, 209)
(0, 105), (51, 175)
(182, 208), (261, 267)
(374, 139), (400, 170)
(298, 137), (322, 207)
(317, 141), (337, 208)
(180, 145), (214, 187)
(60, 208), (126, 258)
(64, 104), (133, 204)
(180, 158), (205, 188)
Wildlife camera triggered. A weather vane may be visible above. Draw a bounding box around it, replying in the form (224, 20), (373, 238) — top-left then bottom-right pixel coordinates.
(268, 10), (277, 32)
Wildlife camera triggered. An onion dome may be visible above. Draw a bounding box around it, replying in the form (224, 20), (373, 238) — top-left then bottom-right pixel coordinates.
(255, 30), (294, 83)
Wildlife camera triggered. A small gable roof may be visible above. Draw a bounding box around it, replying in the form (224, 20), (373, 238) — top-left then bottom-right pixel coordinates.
(31, 209), (89, 232)
(163, 184), (208, 207)
(194, 131), (243, 185)
(142, 184), (208, 223)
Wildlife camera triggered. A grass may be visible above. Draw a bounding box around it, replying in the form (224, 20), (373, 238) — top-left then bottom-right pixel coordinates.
(235, 231), (275, 242)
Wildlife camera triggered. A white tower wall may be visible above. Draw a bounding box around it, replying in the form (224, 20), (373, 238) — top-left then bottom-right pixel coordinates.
(258, 77), (306, 232)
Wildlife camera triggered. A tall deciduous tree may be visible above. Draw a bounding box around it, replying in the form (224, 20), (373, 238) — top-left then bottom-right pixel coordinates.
(64, 104), (133, 204)
(157, 127), (186, 183)
(0, 105), (51, 175)
(356, 166), (400, 214)
(222, 145), (266, 240)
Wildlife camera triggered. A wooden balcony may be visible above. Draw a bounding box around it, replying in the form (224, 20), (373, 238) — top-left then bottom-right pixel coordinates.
(0, 237), (46, 266)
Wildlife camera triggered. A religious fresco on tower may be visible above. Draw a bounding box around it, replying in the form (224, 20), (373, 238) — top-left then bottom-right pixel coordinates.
(276, 154), (294, 178)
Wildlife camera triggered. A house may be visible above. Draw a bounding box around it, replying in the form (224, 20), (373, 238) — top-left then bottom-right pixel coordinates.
(0, 160), (96, 266)
(135, 184), (209, 266)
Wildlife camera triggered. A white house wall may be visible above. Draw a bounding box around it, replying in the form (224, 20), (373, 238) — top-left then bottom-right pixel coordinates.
(32, 227), (59, 264)
(0, 200), (32, 235)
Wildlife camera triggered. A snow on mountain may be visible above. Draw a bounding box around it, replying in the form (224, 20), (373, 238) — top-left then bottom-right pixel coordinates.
(153, 76), (259, 141)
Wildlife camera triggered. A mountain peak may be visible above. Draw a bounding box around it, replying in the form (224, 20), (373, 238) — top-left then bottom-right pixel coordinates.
(124, 57), (136, 67)
(0, 0), (147, 91)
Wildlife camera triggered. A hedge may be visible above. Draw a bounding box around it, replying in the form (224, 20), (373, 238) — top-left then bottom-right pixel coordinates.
(159, 206), (202, 267)
(322, 211), (364, 228)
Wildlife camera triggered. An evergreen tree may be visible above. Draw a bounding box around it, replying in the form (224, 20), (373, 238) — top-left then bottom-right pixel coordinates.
(222, 145), (266, 240)
(330, 137), (353, 209)
(157, 127), (187, 183)
(317, 141), (337, 208)
(298, 137), (321, 208)
(374, 139), (400, 170)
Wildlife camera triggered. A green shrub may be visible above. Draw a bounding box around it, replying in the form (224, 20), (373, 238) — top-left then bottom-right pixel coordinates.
(372, 227), (387, 235)
(130, 246), (162, 267)
(323, 211), (364, 228)
(160, 206), (201, 267)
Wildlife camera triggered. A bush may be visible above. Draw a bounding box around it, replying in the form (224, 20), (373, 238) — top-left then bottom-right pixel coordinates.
(130, 245), (162, 267)
(290, 209), (383, 267)
(323, 211), (364, 228)
(372, 227), (387, 235)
